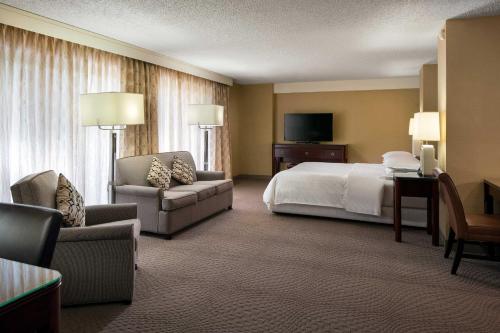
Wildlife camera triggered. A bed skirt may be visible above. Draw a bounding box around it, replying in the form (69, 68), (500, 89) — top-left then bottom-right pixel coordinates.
(270, 203), (427, 228)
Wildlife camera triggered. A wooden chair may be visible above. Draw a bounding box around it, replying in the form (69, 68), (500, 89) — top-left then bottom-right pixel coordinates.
(437, 170), (500, 274)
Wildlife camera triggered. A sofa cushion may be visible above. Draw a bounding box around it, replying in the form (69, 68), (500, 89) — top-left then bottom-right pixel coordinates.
(147, 157), (172, 190)
(56, 174), (86, 227)
(169, 184), (216, 201)
(161, 191), (197, 211)
(195, 180), (233, 194)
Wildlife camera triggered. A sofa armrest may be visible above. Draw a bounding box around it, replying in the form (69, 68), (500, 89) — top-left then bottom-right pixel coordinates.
(196, 170), (225, 181)
(115, 185), (163, 198)
(85, 203), (137, 226)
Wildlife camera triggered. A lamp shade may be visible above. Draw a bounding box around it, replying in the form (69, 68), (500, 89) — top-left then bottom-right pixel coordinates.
(80, 92), (144, 126)
(413, 112), (440, 141)
(187, 104), (224, 126)
(408, 118), (414, 135)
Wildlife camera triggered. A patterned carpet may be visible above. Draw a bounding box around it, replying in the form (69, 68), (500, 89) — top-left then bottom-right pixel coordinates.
(62, 179), (500, 332)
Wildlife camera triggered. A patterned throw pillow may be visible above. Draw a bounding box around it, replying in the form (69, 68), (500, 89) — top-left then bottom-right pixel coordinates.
(172, 155), (194, 185)
(147, 157), (172, 190)
(56, 173), (85, 227)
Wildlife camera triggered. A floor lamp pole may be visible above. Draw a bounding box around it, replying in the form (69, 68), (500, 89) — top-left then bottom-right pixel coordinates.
(204, 128), (209, 171)
(109, 131), (117, 203)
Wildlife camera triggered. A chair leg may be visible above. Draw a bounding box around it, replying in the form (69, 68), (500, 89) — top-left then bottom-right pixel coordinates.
(444, 228), (456, 258)
(451, 239), (465, 275)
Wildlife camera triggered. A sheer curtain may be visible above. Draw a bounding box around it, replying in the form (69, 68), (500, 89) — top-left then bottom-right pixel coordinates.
(0, 24), (121, 204)
(157, 68), (231, 174)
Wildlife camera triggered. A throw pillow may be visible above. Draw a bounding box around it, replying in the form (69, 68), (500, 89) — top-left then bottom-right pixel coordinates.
(56, 173), (85, 227)
(147, 157), (173, 190)
(172, 155), (194, 185)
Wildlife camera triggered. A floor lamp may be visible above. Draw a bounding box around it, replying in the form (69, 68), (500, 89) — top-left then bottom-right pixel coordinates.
(187, 104), (224, 171)
(80, 92), (144, 203)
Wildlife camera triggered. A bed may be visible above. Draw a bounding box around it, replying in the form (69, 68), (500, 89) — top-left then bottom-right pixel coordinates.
(263, 161), (427, 227)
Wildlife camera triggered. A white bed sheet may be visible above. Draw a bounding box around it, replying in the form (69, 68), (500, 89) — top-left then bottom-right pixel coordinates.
(263, 162), (426, 219)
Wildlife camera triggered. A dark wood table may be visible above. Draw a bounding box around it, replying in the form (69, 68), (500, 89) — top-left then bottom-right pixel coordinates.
(484, 178), (500, 214)
(393, 172), (439, 246)
(272, 143), (347, 175)
(0, 258), (62, 333)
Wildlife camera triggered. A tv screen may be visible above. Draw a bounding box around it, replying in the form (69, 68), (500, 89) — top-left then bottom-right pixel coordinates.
(284, 113), (333, 142)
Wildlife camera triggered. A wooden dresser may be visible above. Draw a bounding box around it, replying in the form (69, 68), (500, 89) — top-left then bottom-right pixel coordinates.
(272, 143), (348, 175)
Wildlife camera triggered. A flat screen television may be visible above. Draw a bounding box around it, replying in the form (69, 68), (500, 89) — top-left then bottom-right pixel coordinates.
(284, 113), (333, 143)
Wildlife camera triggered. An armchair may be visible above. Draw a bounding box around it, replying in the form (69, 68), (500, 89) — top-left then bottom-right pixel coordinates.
(10, 170), (140, 306)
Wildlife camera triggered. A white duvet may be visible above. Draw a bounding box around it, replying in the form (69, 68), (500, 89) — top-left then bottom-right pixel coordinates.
(263, 162), (387, 216)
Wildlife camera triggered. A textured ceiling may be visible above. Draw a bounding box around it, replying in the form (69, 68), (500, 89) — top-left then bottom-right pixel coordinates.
(3, 0), (500, 84)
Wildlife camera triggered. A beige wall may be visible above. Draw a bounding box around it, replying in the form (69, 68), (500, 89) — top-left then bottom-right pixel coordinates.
(228, 84), (242, 177)
(274, 89), (419, 163)
(229, 84), (274, 176)
(420, 64), (438, 112)
(443, 16), (500, 213)
(437, 31), (447, 171)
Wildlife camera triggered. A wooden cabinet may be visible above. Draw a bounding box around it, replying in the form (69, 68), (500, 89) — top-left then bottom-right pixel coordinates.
(272, 144), (347, 175)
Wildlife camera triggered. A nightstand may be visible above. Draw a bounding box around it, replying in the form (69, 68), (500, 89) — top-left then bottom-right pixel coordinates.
(393, 172), (439, 246)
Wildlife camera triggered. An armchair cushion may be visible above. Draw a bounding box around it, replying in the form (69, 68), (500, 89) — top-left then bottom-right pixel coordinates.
(161, 191), (197, 211)
(195, 180), (233, 194)
(85, 203), (138, 226)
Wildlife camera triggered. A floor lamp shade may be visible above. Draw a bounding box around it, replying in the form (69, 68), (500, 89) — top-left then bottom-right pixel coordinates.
(187, 104), (224, 171)
(187, 104), (224, 127)
(80, 92), (145, 126)
(79, 92), (144, 203)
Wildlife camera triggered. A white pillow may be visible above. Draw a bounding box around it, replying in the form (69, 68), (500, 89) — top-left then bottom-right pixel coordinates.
(383, 155), (420, 171)
(382, 151), (413, 160)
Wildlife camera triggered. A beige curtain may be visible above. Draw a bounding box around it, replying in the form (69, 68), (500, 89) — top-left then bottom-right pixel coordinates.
(156, 68), (232, 177)
(213, 84), (232, 179)
(0, 24), (121, 204)
(120, 58), (159, 157)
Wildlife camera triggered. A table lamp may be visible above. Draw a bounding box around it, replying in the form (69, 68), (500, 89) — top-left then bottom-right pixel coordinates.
(413, 112), (440, 176)
(80, 92), (144, 202)
(187, 104), (224, 171)
(408, 117), (422, 156)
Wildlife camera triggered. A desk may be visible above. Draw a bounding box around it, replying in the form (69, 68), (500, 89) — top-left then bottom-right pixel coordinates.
(0, 258), (61, 333)
(484, 178), (500, 214)
(393, 172), (439, 246)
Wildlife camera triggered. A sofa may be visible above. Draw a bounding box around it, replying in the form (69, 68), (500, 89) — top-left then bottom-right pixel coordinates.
(10, 170), (140, 306)
(115, 151), (233, 239)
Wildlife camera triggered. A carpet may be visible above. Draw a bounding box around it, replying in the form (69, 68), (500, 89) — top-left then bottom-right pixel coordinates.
(62, 179), (500, 332)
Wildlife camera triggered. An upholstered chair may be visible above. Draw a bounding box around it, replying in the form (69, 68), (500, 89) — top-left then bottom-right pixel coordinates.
(0, 203), (61, 268)
(10, 170), (140, 306)
(437, 170), (500, 274)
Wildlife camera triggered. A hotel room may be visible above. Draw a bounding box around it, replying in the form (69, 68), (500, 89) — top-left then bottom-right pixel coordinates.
(1, 1), (500, 332)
